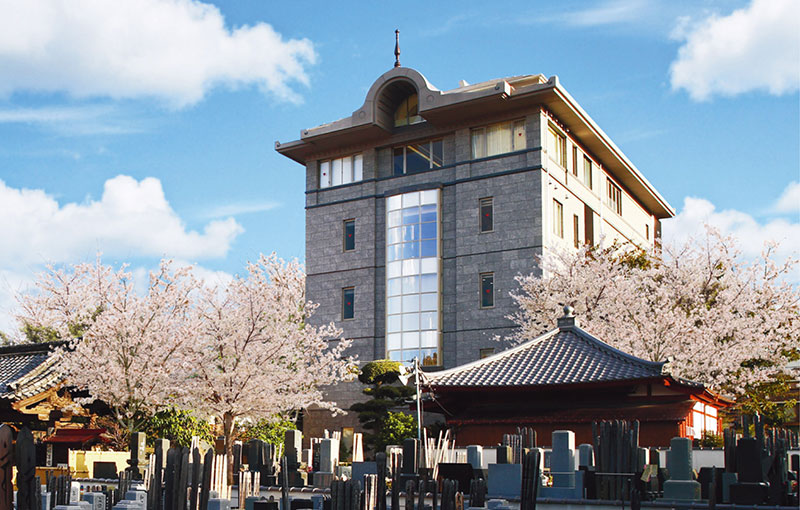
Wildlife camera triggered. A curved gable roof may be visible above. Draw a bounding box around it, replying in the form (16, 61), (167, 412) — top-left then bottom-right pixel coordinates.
(425, 323), (666, 388)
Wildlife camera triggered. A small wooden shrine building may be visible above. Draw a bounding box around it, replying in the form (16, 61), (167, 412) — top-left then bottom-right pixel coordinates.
(0, 341), (88, 429)
(422, 308), (731, 447)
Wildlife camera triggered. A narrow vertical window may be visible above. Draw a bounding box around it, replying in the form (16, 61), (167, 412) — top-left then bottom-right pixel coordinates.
(343, 219), (355, 252)
(553, 199), (564, 238)
(645, 224), (650, 241)
(607, 178), (622, 215)
(572, 146), (579, 176)
(479, 197), (493, 233)
(583, 156), (593, 189)
(584, 205), (595, 246)
(573, 214), (580, 249)
(480, 273), (494, 308)
(548, 126), (566, 167)
(342, 287), (354, 320)
(319, 161), (331, 188)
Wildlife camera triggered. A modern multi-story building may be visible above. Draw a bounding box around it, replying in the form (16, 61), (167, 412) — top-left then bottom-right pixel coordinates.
(276, 65), (674, 435)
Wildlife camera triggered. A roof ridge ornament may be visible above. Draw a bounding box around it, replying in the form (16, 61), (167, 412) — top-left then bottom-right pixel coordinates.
(394, 29), (401, 68)
(557, 305), (580, 329)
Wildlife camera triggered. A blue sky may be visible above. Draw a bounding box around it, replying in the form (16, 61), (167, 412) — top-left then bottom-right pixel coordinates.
(0, 0), (798, 333)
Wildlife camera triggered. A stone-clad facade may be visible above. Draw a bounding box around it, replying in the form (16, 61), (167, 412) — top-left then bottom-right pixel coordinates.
(277, 66), (674, 436)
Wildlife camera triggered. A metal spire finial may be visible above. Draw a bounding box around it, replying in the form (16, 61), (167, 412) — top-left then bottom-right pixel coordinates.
(394, 29), (401, 68)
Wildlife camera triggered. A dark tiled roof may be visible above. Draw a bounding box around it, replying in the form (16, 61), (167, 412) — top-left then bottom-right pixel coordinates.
(0, 342), (65, 400)
(426, 321), (666, 388)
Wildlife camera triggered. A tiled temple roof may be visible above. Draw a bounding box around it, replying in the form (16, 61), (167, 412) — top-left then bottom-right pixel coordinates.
(426, 313), (668, 388)
(0, 342), (65, 400)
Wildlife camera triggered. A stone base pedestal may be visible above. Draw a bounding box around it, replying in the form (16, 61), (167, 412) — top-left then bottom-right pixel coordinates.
(487, 464), (522, 500)
(662, 479), (701, 501)
(313, 471), (334, 489)
(729, 482), (769, 505)
(288, 470), (308, 487)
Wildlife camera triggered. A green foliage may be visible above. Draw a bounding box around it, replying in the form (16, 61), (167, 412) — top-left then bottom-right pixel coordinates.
(351, 360), (415, 455)
(731, 377), (798, 427)
(22, 323), (61, 343)
(696, 431), (724, 448)
(358, 360), (403, 385)
(240, 418), (297, 446)
(0, 331), (10, 345)
(377, 412), (417, 451)
(143, 407), (214, 448)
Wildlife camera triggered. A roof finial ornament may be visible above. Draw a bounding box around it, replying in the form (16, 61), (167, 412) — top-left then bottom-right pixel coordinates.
(563, 305), (575, 318)
(394, 29), (401, 68)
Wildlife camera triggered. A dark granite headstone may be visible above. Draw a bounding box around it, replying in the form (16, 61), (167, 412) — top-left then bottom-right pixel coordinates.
(402, 439), (418, 475)
(495, 447), (512, 465)
(437, 464), (474, 495)
(729, 437), (768, 505)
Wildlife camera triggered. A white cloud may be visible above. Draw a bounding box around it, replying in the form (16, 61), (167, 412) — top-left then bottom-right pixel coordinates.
(0, 105), (142, 135)
(773, 181), (800, 215)
(202, 201), (280, 219)
(669, 0), (800, 101)
(0, 175), (243, 269)
(0, 0), (316, 107)
(663, 189), (800, 264)
(564, 0), (650, 27)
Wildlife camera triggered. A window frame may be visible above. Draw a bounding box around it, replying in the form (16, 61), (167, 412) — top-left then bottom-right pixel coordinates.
(343, 219), (355, 252)
(480, 272), (495, 309)
(342, 287), (355, 320)
(479, 348), (495, 359)
(573, 214), (580, 249)
(553, 199), (564, 238)
(547, 125), (567, 168)
(471, 119), (526, 159)
(479, 197), (494, 233)
(583, 155), (593, 190)
(606, 178), (623, 216)
(319, 154), (363, 189)
(571, 146), (579, 176)
(393, 139), (444, 176)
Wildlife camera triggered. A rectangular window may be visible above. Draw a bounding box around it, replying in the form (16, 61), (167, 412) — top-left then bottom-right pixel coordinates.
(343, 219), (355, 252)
(320, 154), (363, 189)
(571, 146), (579, 176)
(386, 190), (441, 366)
(584, 205), (595, 246)
(480, 272), (494, 308)
(607, 178), (622, 215)
(393, 139), (443, 176)
(645, 224), (650, 241)
(553, 199), (563, 238)
(471, 120), (526, 159)
(547, 125), (566, 168)
(583, 156), (593, 190)
(342, 287), (354, 320)
(479, 348), (495, 359)
(479, 197), (493, 233)
(573, 214), (580, 249)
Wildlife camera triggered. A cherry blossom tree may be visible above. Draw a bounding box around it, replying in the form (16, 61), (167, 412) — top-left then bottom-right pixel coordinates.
(16, 258), (199, 433)
(181, 253), (354, 480)
(511, 229), (799, 395)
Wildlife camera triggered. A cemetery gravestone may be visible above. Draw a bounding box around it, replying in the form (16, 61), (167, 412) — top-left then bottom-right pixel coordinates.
(16, 427), (39, 510)
(661, 437), (700, 501)
(539, 431), (582, 500)
(0, 425), (12, 510)
(129, 433), (147, 480)
(729, 437), (768, 505)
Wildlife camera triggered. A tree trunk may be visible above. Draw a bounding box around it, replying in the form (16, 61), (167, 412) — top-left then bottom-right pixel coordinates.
(223, 411), (235, 485)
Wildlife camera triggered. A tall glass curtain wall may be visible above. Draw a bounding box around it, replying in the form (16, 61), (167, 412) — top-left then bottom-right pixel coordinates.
(385, 190), (441, 366)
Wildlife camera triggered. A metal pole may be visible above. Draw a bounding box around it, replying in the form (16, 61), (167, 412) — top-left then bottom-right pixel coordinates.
(415, 357), (423, 442)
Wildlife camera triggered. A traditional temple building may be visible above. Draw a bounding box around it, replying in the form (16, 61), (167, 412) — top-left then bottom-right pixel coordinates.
(0, 341), (89, 429)
(422, 308), (731, 447)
